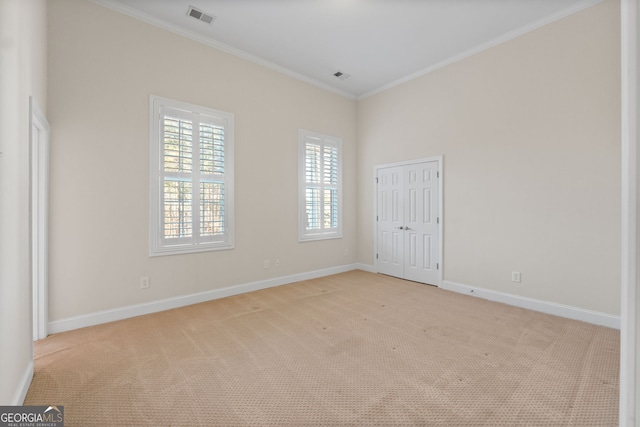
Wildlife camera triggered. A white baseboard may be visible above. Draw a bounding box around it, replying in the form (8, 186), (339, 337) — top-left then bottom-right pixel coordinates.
(13, 360), (33, 405)
(48, 264), (361, 335)
(48, 267), (619, 334)
(440, 280), (620, 329)
(355, 263), (376, 273)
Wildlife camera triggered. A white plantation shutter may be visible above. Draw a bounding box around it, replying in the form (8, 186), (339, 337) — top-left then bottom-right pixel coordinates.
(161, 111), (193, 243)
(150, 96), (234, 256)
(299, 130), (342, 241)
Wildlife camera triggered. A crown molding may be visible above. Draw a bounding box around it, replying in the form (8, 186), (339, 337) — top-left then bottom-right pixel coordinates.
(89, 0), (604, 101)
(358, 0), (605, 100)
(88, 0), (356, 100)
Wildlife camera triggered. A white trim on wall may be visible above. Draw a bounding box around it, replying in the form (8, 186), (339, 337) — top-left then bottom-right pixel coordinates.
(89, 0), (603, 102)
(358, 0), (605, 99)
(440, 280), (620, 330)
(355, 263), (376, 273)
(621, 0), (639, 424)
(29, 97), (50, 341)
(88, 0), (355, 100)
(48, 264), (361, 334)
(47, 264), (620, 347)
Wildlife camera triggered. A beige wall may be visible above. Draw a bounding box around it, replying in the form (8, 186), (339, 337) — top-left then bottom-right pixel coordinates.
(48, 0), (621, 325)
(357, 0), (621, 315)
(47, 0), (357, 321)
(0, 0), (47, 404)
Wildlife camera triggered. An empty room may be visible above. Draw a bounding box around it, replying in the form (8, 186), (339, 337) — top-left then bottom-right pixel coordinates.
(2, 0), (639, 425)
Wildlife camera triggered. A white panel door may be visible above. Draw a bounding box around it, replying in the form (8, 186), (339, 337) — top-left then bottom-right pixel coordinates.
(376, 161), (439, 285)
(403, 162), (439, 285)
(377, 166), (404, 278)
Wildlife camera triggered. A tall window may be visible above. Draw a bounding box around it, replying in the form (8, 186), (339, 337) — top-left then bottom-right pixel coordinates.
(299, 130), (342, 241)
(149, 96), (234, 256)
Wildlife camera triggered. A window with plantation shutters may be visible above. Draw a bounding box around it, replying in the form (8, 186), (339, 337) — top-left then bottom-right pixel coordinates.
(150, 96), (234, 256)
(299, 130), (342, 241)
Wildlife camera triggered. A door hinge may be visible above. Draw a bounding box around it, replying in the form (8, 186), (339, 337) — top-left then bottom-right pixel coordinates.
(376, 253), (379, 259)
(437, 171), (440, 178)
(437, 263), (439, 270)
(375, 177), (379, 184)
(376, 215), (379, 221)
(437, 217), (439, 224)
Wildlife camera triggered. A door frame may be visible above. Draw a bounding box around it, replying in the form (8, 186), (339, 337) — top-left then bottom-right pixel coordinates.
(373, 155), (443, 285)
(30, 97), (50, 341)
(621, 0), (639, 423)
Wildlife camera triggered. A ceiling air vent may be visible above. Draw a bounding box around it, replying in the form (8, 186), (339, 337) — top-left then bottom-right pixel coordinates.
(187, 6), (215, 24)
(333, 71), (351, 81)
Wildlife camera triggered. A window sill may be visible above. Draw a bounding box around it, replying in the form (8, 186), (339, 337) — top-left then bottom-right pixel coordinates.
(149, 243), (234, 257)
(298, 234), (342, 243)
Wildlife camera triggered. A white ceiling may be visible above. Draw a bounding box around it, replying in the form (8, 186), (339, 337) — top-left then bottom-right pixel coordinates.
(92, 0), (602, 99)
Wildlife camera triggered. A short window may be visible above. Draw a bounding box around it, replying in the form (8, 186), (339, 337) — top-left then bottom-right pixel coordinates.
(299, 130), (342, 241)
(149, 96), (234, 256)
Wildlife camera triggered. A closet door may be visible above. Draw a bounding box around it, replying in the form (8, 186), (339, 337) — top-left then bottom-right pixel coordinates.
(377, 166), (404, 279)
(403, 162), (439, 285)
(376, 161), (439, 285)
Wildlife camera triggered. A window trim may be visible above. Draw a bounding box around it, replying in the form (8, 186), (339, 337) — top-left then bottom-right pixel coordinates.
(149, 95), (234, 256)
(298, 129), (343, 242)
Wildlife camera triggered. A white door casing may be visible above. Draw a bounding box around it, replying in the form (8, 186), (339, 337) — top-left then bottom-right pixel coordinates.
(621, 0), (639, 424)
(30, 97), (50, 341)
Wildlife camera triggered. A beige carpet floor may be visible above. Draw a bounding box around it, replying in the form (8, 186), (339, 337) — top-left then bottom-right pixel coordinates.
(25, 271), (619, 426)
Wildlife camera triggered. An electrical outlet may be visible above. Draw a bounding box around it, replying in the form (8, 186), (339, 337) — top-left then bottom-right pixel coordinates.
(263, 260), (270, 269)
(140, 276), (150, 289)
(511, 271), (521, 283)
(275, 259), (280, 267)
